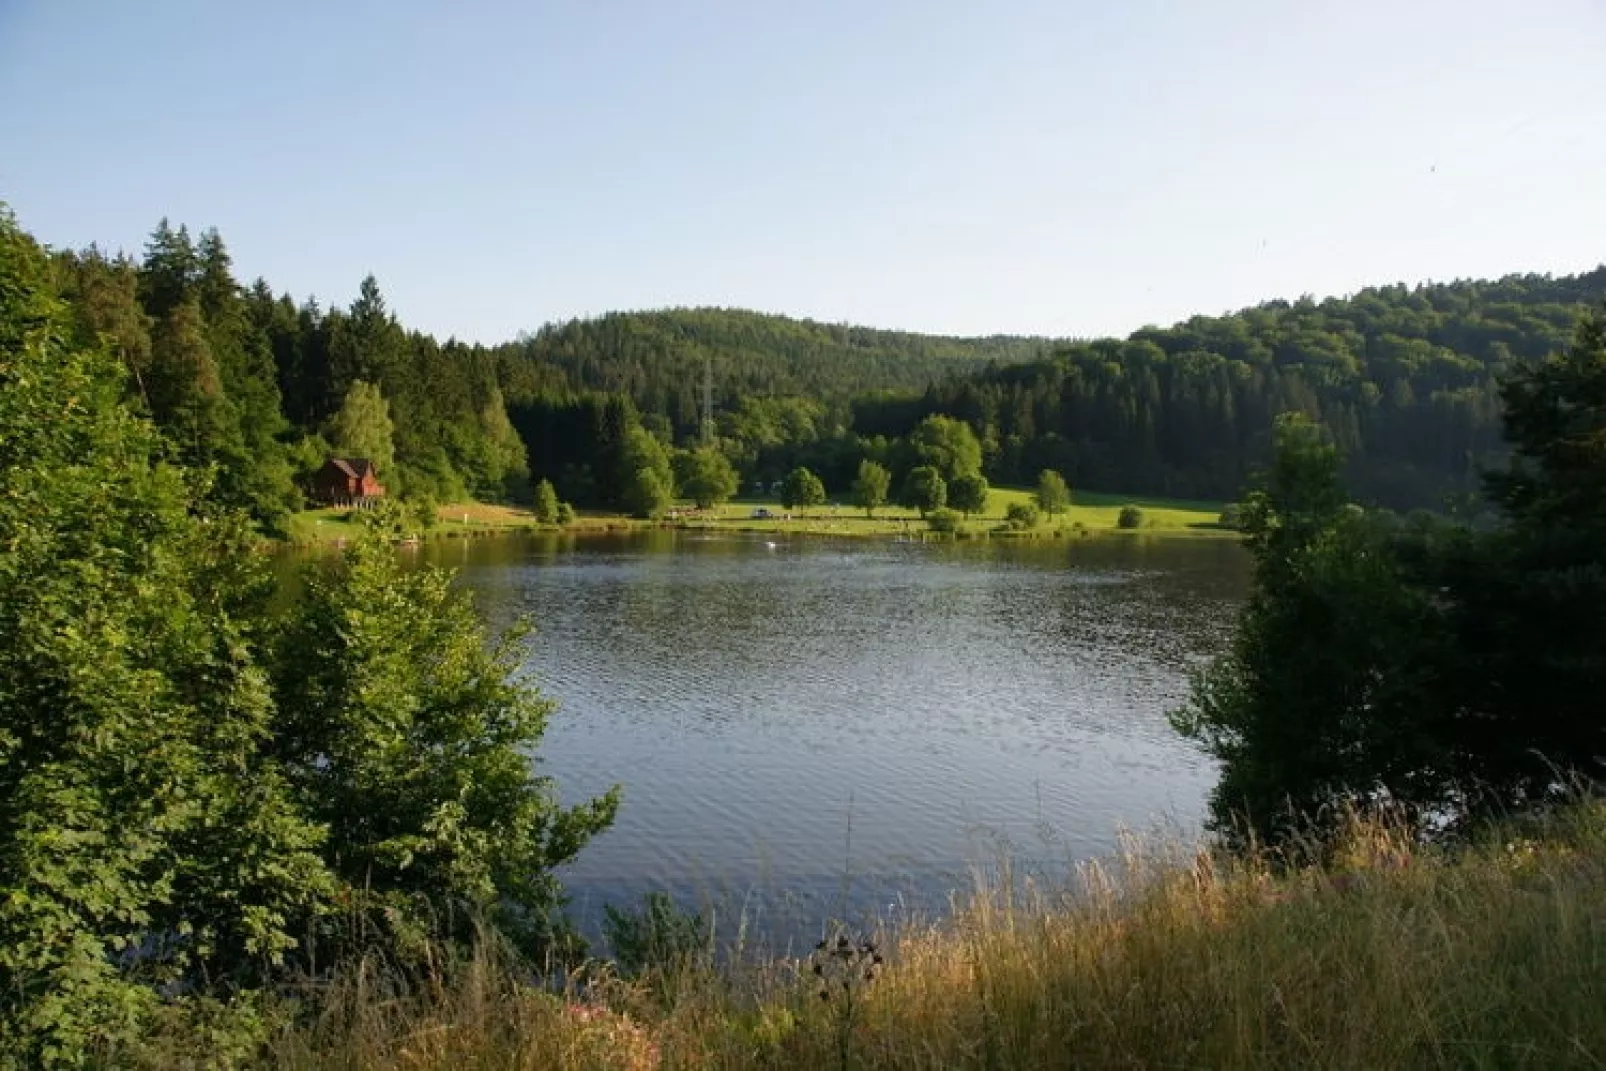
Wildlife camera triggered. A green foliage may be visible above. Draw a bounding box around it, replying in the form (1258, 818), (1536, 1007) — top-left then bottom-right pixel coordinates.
(269, 532), (621, 960)
(324, 379), (397, 486)
(1218, 502), (1244, 530)
(1172, 415), (1457, 850)
(618, 427), (675, 518)
(556, 501), (576, 526)
(0, 209), (329, 1064)
(886, 272), (1606, 508)
(1035, 469), (1070, 515)
(510, 309), (1041, 443)
(602, 892), (708, 975)
(908, 414), (982, 482)
(852, 459), (891, 517)
(676, 446), (740, 510)
(46, 208), (1606, 530)
(948, 472), (989, 516)
(359, 496), (414, 538)
(780, 465), (827, 511)
(1439, 307), (1606, 810)
(0, 208), (622, 1061)
(900, 465), (947, 516)
(1117, 505), (1144, 529)
(533, 478), (561, 524)
(407, 492), (439, 531)
(1004, 501), (1040, 529)
(926, 508), (961, 534)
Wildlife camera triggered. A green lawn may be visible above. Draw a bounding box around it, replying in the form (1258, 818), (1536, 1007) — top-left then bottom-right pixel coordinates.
(284, 501), (552, 544)
(284, 488), (1233, 545)
(677, 486), (1230, 538)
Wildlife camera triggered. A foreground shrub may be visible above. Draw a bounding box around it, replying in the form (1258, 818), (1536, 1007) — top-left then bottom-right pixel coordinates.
(0, 210), (328, 1064)
(270, 533), (621, 962)
(0, 212), (619, 1063)
(1117, 504), (1144, 529)
(926, 507), (961, 533)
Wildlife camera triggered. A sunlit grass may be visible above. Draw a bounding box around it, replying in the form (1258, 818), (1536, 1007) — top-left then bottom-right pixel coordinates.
(228, 801), (1606, 1069)
(283, 486), (1231, 545)
(686, 486), (1228, 538)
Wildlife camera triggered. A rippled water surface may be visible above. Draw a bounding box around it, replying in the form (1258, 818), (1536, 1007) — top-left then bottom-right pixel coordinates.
(406, 531), (1249, 942)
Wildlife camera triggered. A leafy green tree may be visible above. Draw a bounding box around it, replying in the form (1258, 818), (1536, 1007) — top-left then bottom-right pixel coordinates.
(1035, 470), (1070, 516)
(617, 426), (674, 517)
(1445, 307), (1606, 808)
(1117, 505), (1144, 529)
(1171, 415), (1453, 851)
(677, 446), (740, 510)
(852, 459), (891, 517)
(0, 210), (329, 1063)
(949, 472), (989, 516)
(622, 465), (673, 519)
(901, 465), (947, 516)
(909, 414), (982, 482)
(474, 385), (531, 500)
(533, 478), (561, 524)
(781, 465), (827, 512)
(325, 379), (397, 483)
(927, 507), (961, 533)
(269, 532), (620, 960)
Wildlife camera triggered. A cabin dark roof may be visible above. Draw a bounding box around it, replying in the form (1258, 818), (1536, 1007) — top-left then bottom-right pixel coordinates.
(327, 457), (377, 479)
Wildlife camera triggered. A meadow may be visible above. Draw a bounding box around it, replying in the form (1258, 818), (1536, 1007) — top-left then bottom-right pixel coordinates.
(284, 488), (1230, 545)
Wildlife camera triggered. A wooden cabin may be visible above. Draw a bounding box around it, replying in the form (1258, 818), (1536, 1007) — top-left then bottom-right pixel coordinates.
(310, 457), (386, 507)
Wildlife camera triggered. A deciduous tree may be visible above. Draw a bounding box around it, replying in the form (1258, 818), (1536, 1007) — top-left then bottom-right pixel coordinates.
(1035, 469), (1070, 516)
(781, 465), (826, 512)
(901, 465), (947, 516)
(949, 472), (989, 516)
(852, 459), (890, 517)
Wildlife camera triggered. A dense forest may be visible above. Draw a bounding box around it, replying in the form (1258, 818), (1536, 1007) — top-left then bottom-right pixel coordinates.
(37, 213), (1606, 531)
(873, 272), (1605, 507)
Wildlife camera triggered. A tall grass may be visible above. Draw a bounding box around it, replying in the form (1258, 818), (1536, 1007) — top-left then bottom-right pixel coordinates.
(164, 802), (1606, 1068)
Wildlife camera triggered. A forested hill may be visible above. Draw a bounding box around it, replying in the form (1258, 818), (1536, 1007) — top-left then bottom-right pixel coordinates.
(864, 269), (1606, 508)
(496, 308), (1048, 425)
(28, 205), (1606, 527)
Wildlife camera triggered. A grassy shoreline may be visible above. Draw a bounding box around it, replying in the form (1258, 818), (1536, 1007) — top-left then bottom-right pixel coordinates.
(283, 488), (1235, 546)
(249, 801), (1606, 1069)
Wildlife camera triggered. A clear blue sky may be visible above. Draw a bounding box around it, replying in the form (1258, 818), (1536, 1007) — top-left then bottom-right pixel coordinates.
(2, 1), (1603, 342)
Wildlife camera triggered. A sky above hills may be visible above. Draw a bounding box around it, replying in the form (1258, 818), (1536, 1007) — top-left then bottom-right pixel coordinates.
(2, 1), (1603, 342)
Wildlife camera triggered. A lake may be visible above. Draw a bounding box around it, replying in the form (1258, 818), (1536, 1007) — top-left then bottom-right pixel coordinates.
(401, 530), (1250, 949)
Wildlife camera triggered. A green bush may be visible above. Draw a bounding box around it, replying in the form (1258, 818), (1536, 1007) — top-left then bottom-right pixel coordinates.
(927, 508), (961, 533)
(533, 478), (561, 524)
(556, 501), (576, 525)
(0, 214), (621, 1063)
(1117, 505), (1144, 529)
(1005, 502), (1040, 530)
(407, 491), (439, 531)
(602, 891), (708, 975)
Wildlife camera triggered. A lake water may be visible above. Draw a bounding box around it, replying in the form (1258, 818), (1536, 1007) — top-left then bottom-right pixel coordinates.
(401, 530), (1250, 949)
